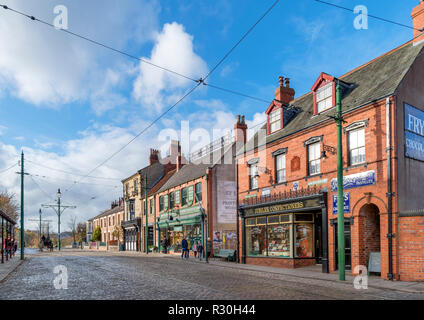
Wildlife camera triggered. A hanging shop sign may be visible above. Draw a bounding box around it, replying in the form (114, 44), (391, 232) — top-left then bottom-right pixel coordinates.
(405, 103), (424, 161)
(332, 192), (350, 214)
(331, 170), (375, 191)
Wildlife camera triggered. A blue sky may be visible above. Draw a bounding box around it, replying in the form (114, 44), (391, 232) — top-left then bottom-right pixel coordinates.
(0, 0), (419, 229)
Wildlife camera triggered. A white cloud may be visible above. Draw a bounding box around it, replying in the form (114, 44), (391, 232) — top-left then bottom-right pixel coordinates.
(133, 22), (208, 113)
(0, 0), (160, 110)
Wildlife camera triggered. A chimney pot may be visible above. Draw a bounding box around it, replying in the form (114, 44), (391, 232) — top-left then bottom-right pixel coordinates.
(275, 76), (295, 103)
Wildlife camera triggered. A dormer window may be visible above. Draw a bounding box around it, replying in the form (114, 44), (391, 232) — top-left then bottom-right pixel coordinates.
(269, 109), (281, 133)
(312, 73), (336, 115)
(316, 83), (333, 113)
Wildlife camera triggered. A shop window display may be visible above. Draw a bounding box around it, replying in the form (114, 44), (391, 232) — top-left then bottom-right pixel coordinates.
(246, 225), (267, 256)
(267, 224), (291, 257)
(245, 213), (315, 259)
(295, 223), (314, 258)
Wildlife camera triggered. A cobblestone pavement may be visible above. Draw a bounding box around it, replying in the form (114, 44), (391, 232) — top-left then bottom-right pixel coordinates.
(0, 251), (423, 300)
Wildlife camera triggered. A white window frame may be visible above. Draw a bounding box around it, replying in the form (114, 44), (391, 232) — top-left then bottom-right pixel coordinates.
(249, 164), (259, 190)
(348, 128), (366, 165)
(269, 108), (281, 133)
(275, 154), (286, 183)
(316, 83), (333, 113)
(308, 142), (321, 175)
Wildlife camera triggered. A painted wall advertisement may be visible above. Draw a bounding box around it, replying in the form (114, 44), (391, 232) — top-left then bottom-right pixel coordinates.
(405, 103), (424, 161)
(217, 181), (237, 224)
(331, 170), (375, 192)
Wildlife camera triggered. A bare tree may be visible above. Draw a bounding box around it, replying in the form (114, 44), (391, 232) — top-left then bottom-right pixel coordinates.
(0, 191), (19, 221)
(67, 215), (77, 243)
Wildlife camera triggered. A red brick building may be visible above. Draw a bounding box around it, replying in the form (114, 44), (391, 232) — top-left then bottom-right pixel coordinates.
(236, 2), (424, 281)
(156, 117), (246, 256)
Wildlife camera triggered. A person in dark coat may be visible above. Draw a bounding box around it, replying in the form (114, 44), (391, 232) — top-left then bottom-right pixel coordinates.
(162, 237), (168, 254)
(181, 237), (188, 260)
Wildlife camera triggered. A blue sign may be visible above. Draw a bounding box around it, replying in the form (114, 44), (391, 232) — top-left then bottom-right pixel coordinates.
(331, 170), (375, 191)
(405, 103), (424, 161)
(332, 193), (350, 214)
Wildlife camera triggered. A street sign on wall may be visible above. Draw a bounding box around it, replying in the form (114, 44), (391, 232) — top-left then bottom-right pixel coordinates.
(332, 193), (350, 214)
(405, 103), (424, 161)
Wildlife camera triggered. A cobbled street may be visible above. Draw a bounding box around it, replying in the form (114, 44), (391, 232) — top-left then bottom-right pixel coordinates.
(0, 251), (423, 300)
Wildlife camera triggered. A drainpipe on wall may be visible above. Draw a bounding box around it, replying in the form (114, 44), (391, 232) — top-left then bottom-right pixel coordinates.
(386, 97), (394, 280)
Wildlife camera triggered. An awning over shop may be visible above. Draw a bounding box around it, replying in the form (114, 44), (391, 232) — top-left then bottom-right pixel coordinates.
(158, 204), (203, 228)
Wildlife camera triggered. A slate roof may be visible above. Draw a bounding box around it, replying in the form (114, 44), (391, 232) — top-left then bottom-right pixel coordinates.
(157, 142), (235, 193)
(239, 41), (424, 155)
(92, 203), (124, 220)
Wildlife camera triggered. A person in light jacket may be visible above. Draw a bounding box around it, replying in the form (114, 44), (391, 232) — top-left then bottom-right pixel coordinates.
(192, 241), (198, 258)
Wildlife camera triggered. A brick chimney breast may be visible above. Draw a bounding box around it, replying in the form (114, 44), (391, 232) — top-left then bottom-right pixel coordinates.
(149, 148), (160, 165)
(274, 76), (295, 104)
(412, 0), (424, 45)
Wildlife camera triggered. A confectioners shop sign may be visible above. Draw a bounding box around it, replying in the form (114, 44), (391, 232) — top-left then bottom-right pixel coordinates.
(405, 103), (424, 162)
(243, 198), (321, 216)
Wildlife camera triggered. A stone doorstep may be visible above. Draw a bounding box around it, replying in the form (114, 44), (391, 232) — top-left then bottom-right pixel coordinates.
(0, 258), (24, 284)
(163, 254), (424, 294)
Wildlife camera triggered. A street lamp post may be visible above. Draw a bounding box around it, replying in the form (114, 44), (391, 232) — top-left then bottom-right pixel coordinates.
(57, 189), (61, 251)
(335, 80), (346, 281)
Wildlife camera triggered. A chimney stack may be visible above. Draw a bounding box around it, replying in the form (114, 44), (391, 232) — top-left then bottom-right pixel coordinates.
(274, 76), (295, 104)
(149, 148), (160, 165)
(234, 115), (247, 144)
(176, 143), (182, 171)
(412, 0), (424, 45)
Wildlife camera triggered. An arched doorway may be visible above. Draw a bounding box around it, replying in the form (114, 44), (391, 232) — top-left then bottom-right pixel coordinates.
(358, 203), (380, 268)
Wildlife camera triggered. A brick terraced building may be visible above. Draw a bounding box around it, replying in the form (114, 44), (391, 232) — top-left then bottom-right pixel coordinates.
(236, 2), (424, 281)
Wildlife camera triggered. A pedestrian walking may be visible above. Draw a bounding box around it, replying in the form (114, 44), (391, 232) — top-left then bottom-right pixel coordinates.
(181, 237), (188, 259)
(192, 241), (197, 258)
(162, 237), (168, 254)
(197, 241), (203, 261)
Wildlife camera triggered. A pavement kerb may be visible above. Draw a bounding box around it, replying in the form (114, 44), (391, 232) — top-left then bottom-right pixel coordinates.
(0, 258), (26, 285)
(157, 254), (424, 294)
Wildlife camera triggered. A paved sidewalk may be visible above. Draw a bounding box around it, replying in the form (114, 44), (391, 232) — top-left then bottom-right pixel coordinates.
(162, 253), (424, 294)
(0, 257), (24, 283)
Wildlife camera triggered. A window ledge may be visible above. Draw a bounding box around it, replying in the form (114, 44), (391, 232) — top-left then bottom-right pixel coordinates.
(273, 181), (288, 187)
(344, 162), (367, 172)
(304, 173), (322, 181)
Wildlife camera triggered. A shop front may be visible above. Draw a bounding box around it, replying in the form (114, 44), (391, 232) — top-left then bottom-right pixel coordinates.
(239, 191), (328, 272)
(122, 218), (141, 251)
(158, 205), (204, 253)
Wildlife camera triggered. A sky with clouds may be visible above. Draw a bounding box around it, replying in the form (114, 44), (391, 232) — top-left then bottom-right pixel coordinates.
(0, 0), (419, 231)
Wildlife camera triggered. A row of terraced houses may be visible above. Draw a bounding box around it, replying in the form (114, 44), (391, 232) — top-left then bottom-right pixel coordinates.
(87, 2), (424, 281)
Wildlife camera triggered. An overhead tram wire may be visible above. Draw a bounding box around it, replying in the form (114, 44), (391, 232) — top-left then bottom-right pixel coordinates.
(313, 0), (423, 32)
(63, 0), (280, 194)
(0, 162), (17, 174)
(25, 159), (121, 181)
(0, 4), (273, 108)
